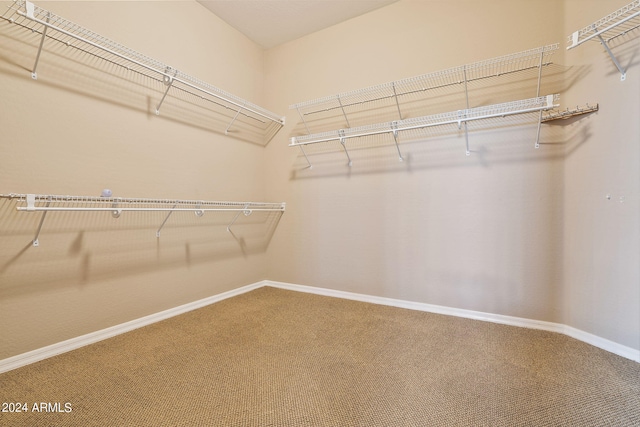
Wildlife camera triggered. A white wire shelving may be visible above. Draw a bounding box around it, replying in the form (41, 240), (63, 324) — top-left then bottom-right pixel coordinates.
(289, 44), (564, 167)
(0, 193), (286, 246)
(0, 0), (285, 143)
(289, 44), (559, 132)
(567, 0), (640, 81)
(290, 95), (559, 167)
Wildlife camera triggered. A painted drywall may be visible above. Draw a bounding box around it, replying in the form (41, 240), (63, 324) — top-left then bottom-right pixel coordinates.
(0, 1), (275, 359)
(263, 0), (639, 351)
(263, 0), (566, 320)
(1, 0), (638, 362)
(561, 0), (640, 351)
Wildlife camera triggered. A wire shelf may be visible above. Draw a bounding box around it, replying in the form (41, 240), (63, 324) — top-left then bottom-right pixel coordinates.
(1, 193), (285, 212)
(567, 0), (640, 48)
(290, 95), (558, 146)
(1, 193), (286, 246)
(290, 44), (558, 118)
(1, 0), (285, 143)
(567, 0), (640, 81)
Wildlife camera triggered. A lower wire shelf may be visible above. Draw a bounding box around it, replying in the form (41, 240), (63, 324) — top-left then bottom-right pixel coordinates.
(1, 193), (286, 246)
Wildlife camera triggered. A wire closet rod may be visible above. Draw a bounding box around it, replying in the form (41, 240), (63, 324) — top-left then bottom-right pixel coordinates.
(290, 94), (559, 147)
(3, 0), (285, 127)
(2, 193), (285, 212)
(1, 193), (286, 246)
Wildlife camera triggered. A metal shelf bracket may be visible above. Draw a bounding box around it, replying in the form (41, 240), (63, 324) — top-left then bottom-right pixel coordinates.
(567, 0), (640, 82)
(339, 130), (352, 167)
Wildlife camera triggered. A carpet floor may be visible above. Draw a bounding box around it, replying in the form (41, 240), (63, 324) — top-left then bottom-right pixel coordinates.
(0, 286), (639, 426)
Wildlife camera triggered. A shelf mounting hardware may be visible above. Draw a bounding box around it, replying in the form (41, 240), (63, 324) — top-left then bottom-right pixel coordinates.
(339, 129), (352, 167)
(597, 32), (627, 81)
(225, 101), (246, 135)
(27, 194), (49, 246)
(227, 204), (251, 232)
(534, 50), (545, 148)
(3, 193), (285, 246)
(392, 82), (403, 120)
(567, 0), (640, 81)
(298, 145), (313, 169)
(155, 67), (178, 115)
(391, 121), (404, 162)
(28, 2), (48, 80)
(462, 66), (471, 156)
(156, 202), (177, 237)
(337, 95), (351, 129)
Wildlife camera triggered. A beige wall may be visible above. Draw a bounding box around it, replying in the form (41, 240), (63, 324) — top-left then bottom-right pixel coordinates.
(0, 1), (273, 359)
(263, 0), (639, 351)
(562, 0), (640, 350)
(1, 0), (638, 361)
(264, 0), (566, 319)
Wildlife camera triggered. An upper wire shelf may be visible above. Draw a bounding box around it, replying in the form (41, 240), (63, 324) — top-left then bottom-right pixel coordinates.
(1, 0), (285, 143)
(567, 0), (640, 81)
(1, 193), (286, 246)
(289, 43), (559, 129)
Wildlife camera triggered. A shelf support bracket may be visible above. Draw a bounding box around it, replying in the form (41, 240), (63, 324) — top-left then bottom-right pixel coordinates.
(299, 145), (312, 169)
(155, 67), (178, 115)
(156, 203), (177, 237)
(194, 202), (204, 217)
(462, 66), (471, 156)
(391, 121), (404, 162)
(339, 130), (352, 166)
(535, 50), (544, 97)
(296, 107), (311, 134)
(30, 7), (50, 80)
(337, 95), (351, 128)
(463, 122), (470, 156)
(225, 102), (246, 135)
(596, 33), (627, 81)
(392, 82), (403, 120)
(457, 110), (470, 156)
(227, 204), (251, 232)
(26, 194), (49, 247)
(111, 198), (122, 218)
(534, 110), (544, 149)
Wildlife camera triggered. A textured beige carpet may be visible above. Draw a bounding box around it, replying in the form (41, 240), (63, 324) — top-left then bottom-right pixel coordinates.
(1, 286), (639, 426)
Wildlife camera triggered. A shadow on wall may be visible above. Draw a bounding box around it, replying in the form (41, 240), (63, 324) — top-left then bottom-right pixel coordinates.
(289, 114), (595, 181)
(0, 197), (283, 297)
(0, 18), (280, 146)
(287, 64), (596, 179)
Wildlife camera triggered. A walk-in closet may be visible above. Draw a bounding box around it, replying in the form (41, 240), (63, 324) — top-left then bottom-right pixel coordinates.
(0, 0), (638, 425)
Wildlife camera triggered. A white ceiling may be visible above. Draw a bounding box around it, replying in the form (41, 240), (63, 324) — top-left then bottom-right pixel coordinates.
(197, 0), (398, 49)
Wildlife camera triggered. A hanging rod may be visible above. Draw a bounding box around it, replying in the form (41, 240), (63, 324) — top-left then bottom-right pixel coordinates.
(1, 0), (285, 139)
(289, 44), (559, 118)
(567, 0), (640, 81)
(290, 94), (558, 148)
(1, 193), (285, 246)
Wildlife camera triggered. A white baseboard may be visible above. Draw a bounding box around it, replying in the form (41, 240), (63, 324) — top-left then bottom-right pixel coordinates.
(2, 279), (637, 373)
(0, 281), (265, 374)
(265, 280), (640, 363)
